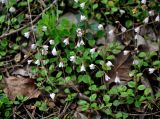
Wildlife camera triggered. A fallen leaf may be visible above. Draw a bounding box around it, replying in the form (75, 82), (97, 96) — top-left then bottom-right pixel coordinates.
(74, 111), (88, 119)
(108, 51), (133, 83)
(14, 53), (21, 63)
(4, 76), (41, 100)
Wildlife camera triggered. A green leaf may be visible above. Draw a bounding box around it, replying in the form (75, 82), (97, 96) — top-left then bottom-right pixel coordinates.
(88, 39), (96, 47)
(128, 81), (136, 88)
(103, 95), (110, 102)
(115, 112), (123, 118)
(125, 20), (133, 28)
(113, 100), (120, 106)
(96, 71), (104, 78)
(65, 67), (72, 74)
(78, 75), (93, 84)
(137, 85), (145, 90)
(56, 71), (62, 78)
(138, 52), (147, 58)
(89, 94), (97, 102)
(0, 15), (5, 24)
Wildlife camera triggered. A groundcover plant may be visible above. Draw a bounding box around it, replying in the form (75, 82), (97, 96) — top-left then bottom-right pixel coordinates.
(0, 0), (160, 118)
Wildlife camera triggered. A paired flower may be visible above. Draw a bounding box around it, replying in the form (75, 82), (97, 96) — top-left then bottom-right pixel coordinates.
(50, 93), (56, 101)
(31, 44), (36, 50)
(120, 9), (125, 14)
(70, 56), (76, 63)
(121, 26), (127, 33)
(106, 61), (113, 67)
(133, 60), (139, 65)
(123, 50), (130, 55)
(59, 62), (64, 68)
(90, 48), (96, 54)
(115, 72), (120, 83)
(80, 64), (86, 72)
(143, 17), (149, 24)
(134, 27), (140, 33)
(105, 74), (110, 81)
(49, 40), (55, 45)
(155, 15), (160, 22)
(27, 60), (32, 65)
(98, 24), (103, 30)
(41, 49), (48, 55)
(35, 60), (40, 65)
(42, 26), (47, 32)
(24, 32), (30, 39)
(76, 39), (85, 48)
(63, 38), (69, 45)
(108, 29), (114, 35)
(141, 0), (146, 4)
(89, 64), (95, 70)
(80, 2), (85, 9)
(76, 28), (83, 37)
(80, 15), (87, 21)
(9, 7), (16, 13)
(74, 0), (78, 3)
(149, 10), (154, 16)
(148, 68), (155, 74)
(52, 47), (57, 56)
(0, 0), (7, 4)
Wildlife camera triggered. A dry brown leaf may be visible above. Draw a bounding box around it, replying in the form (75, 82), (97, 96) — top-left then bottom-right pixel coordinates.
(4, 76), (41, 100)
(109, 51), (133, 83)
(14, 53), (21, 63)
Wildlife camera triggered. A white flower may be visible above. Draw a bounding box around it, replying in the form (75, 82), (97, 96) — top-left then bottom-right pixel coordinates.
(143, 17), (149, 24)
(63, 38), (69, 45)
(70, 56), (76, 63)
(76, 28), (83, 37)
(76, 41), (81, 48)
(80, 64), (86, 72)
(43, 45), (49, 51)
(149, 10), (154, 16)
(42, 26), (47, 32)
(52, 47), (57, 56)
(141, 0), (146, 4)
(106, 61), (113, 67)
(41, 49), (48, 55)
(50, 93), (55, 101)
(27, 60), (32, 64)
(89, 64), (95, 70)
(24, 32), (30, 39)
(155, 15), (160, 22)
(9, 7), (16, 13)
(121, 26), (127, 33)
(90, 48), (96, 54)
(42, 60), (47, 65)
(80, 2), (85, 9)
(123, 50), (130, 55)
(105, 74), (110, 81)
(74, 0), (78, 3)
(148, 68), (155, 74)
(31, 44), (36, 50)
(98, 24), (104, 30)
(79, 39), (85, 45)
(134, 27), (140, 33)
(35, 60), (40, 65)
(120, 9), (125, 14)
(115, 73), (120, 83)
(59, 62), (64, 68)
(49, 40), (54, 45)
(0, 0), (7, 4)
(80, 15), (87, 21)
(133, 60), (139, 65)
(108, 29), (114, 35)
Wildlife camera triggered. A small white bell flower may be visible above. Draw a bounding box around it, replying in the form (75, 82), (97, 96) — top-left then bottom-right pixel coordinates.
(155, 15), (160, 22)
(79, 39), (85, 45)
(31, 44), (36, 50)
(89, 64), (95, 70)
(74, 0), (78, 3)
(80, 15), (87, 21)
(35, 60), (40, 65)
(24, 32), (30, 39)
(105, 74), (110, 81)
(115, 72), (120, 83)
(133, 60), (139, 65)
(76, 28), (83, 37)
(76, 41), (81, 48)
(143, 17), (149, 24)
(59, 62), (64, 68)
(149, 10), (154, 16)
(63, 38), (69, 45)
(50, 93), (55, 101)
(108, 29), (114, 35)
(80, 64), (86, 72)
(0, 0), (7, 4)
(90, 48), (96, 54)
(148, 68), (155, 74)
(41, 49), (48, 55)
(120, 9), (125, 14)
(123, 50), (130, 55)
(106, 61), (113, 67)
(42, 60), (47, 65)
(52, 47), (57, 56)
(98, 24), (103, 30)
(49, 40), (54, 45)
(43, 45), (49, 51)
(70, 56), (76, 63)
(80, 2), (85, 9)
(141, 0), (146, 4)
(121, 26), (127, 33)
(42, 26), (47, 32)
(134, 27), (140, 33)
(9, 7), (16, 13)
(27, 60), (32, 64)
